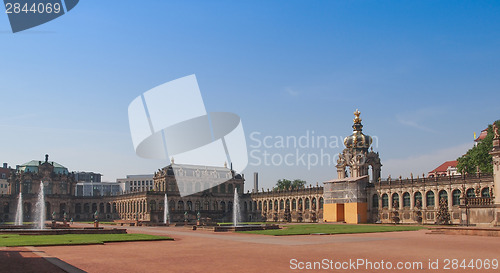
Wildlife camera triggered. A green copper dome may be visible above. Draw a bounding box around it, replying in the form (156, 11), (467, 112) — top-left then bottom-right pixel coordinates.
(18, 154), (69, 175)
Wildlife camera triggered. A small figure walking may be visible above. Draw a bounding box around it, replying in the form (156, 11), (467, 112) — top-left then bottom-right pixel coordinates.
(70, 218), (74, 225)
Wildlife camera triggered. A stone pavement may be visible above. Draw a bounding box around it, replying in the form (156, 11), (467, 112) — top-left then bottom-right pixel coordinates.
(3, 224), (500, 273)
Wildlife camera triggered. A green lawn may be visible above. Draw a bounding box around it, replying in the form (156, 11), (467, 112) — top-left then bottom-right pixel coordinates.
(238, 224), (426, 236)
(217, 222), (273, 226)
(0, 233), (172, 247)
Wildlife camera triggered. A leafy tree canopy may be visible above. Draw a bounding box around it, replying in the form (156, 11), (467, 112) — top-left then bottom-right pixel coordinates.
(274, 179), (306, 191)
(457, 120), (500, 174)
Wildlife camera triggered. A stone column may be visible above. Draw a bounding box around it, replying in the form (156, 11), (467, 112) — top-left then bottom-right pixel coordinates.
(490, 124), (500, 205)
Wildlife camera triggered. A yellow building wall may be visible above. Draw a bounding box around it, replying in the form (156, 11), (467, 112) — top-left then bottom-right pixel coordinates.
(344, 202), (368, 224)
(324, 202), (367, 223)
(323, 203), (343, 222)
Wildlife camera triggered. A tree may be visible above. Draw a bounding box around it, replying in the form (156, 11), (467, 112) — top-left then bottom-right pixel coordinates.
(274, 179), (306, 191)
(436, 198), (450, 225)
(457, 120), (500, 174)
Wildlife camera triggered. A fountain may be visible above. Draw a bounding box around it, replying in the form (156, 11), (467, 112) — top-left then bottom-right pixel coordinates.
(233, 188), (241, 226)
(0, 180), (127, 235)
(14, 192), (23, 225)
(34, 181), (46, 229)
(164, 193), (169, 224)
(213, 187), (278, 232)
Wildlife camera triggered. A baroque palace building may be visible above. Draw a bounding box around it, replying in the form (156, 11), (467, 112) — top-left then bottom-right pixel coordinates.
(1, 111), (499, 226)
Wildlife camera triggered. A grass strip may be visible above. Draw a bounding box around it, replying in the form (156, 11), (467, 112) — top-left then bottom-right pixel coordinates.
(0, 233), (172, 247)
(238, 224), (426, 236)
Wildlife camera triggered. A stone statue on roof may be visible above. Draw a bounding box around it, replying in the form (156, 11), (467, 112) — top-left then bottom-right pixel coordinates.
(493, 122), (499, 139)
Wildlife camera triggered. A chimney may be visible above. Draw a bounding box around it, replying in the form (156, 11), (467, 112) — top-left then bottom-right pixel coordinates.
(253, 172), (258, 193)
(2, 163), (7, 169)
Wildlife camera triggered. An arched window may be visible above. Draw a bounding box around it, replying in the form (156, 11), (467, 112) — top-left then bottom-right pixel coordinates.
(382, 194), (388, 208)
(150, 200), (156, 211)
(213, 201), (218, 211)
(466, 188), (475, 198)
(392, 193), (399, 208)
(269, 200), (273, 210)
(439, 190), (448, 203)
(195, 201), (201, 211)
(292, 199), (296, 210)
(177, 201), (184, 211)
(414, 192), (422, 208)
(403, 192), (410, 208)
(220, 201), (226, 211)
(426, 191), (435, 208)
(204, 201), (209, 210)
(285, 199), (290, 209)
(274, 200), (278, 211)
(258, 201), (262, 211)
(227, 184), (233, 194)
(187, 201), (193, 211)
(305, 198), (310, 210)
(279, 200), (284, 210)
(169, 200), (175, 212)
(220, 184), (226, 194)
(319, 197), (324, 209)
(312, 198), (317, 210)
(452, 189), (461, 206)
(75, 203), (82, 214)
(481, 187), (490, 197)
(298, 199), (303, 211)
(372, 194), (379, 208)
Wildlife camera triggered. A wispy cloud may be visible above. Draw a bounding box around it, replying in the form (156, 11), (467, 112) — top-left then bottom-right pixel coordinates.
(383, 142), (472, 178)
(285, 87), (299, 97)
(396, 108), (442, 133)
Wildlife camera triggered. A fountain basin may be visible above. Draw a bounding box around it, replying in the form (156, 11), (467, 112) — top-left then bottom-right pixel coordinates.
(214, 224), (280, 232)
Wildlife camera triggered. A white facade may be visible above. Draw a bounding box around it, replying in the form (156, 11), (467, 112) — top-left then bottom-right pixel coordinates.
(75, 182), (122, 196)
(116, 174), (154, 194)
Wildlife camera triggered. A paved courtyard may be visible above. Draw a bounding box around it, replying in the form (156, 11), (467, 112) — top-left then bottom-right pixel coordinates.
(2, 224), (499, 273)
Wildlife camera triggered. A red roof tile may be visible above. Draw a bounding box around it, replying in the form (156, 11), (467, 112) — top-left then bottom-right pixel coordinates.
(429, 160), (458, 174)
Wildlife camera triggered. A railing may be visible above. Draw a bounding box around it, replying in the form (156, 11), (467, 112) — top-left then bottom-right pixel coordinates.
(465, 197), (494, 206)
(376, 173), (493, 186)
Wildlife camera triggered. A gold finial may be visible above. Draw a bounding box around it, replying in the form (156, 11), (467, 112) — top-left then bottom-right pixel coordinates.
(353, 109), (362, 123)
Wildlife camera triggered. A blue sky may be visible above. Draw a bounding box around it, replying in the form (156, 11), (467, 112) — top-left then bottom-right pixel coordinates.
(0, 1), (499, 191)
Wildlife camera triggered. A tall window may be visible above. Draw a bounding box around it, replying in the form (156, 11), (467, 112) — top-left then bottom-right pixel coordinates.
(452, 189), (461, 206)
(382, 194), (388, 208)
(292, 199), (297, 210)
(439, 190), (448, 203)
(392, 193), (399, 208)
(466, 188), (475, 198)
(426, 191), (435, 207)
(414, 192), (422, 208)
(319, 198), (324, 209)
(403, 192), (410, 208)
(372, 194), (379, 208)
(481, 187), (490, 197)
